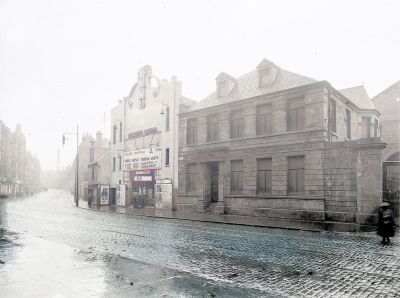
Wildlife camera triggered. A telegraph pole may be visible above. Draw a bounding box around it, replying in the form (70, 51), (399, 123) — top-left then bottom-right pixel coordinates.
(76, 125), (79, 206)
(62, 124), (79, 206)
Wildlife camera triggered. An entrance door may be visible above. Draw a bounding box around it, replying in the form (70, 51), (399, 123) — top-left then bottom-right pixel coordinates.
(210, 163), (219, 203)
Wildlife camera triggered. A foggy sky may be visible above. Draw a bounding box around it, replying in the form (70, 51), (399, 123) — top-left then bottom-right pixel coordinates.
(1, 0), (399, 170)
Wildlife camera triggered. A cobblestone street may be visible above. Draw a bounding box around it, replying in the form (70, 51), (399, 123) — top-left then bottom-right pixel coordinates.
(0, 189), (399, 297)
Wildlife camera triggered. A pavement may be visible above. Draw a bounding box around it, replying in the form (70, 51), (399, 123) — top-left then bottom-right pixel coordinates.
(77, 199), (328, 232)
(0, 189), (399, 297)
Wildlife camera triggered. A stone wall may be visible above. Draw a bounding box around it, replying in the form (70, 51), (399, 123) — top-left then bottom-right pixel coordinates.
(177, 138), (385, 231)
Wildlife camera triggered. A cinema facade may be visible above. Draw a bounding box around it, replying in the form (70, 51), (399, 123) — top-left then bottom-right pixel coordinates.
(176, 59), (385, 231)
(110, 65), (194, 209)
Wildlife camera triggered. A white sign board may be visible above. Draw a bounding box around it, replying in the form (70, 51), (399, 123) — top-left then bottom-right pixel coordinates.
(124, 147), (161, 171)
(117, 184), (126, 207)
(155, 183), (172, 209)
(100, 185), (109, 205)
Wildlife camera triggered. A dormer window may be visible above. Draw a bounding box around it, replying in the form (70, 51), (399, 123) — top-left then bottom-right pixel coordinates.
(257, 59), (278, 88)
(259, 67), (272, 88)
(218, 80), (228, 98)
(216, 72), (236, 98)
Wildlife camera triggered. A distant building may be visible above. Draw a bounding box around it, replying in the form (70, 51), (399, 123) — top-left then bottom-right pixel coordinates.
(87, 148), (111, 206)
(177, 59), (384, 231)
(372, 81), (400, 220)
(0, 121), (12, 195)
(0, 122), (41, 197)
(71, 131), (110, 197)
(110, 65), (194, 209)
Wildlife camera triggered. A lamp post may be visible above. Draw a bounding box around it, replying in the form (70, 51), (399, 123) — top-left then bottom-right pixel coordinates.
(62, 124), (79, 206)
(397, 98), (400, 221)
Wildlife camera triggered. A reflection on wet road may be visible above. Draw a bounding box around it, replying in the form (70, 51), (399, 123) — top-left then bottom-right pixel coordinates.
(0, 189), (399, 297)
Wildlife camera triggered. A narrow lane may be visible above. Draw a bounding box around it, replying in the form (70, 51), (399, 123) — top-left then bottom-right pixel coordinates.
(1, 189), (399, 297)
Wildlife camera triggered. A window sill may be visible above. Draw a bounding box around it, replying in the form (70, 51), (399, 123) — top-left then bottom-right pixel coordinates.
(177, 193), (198, 197)
(225, 194), (324, 200)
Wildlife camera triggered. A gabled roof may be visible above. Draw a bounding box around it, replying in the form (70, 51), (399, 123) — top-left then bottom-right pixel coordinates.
(371, 80), (400, 105)
(216, 72), (236, 81)
(88, 151), (110, 167)
(339, 85), (375, 110)
(188, 59), (317, 111)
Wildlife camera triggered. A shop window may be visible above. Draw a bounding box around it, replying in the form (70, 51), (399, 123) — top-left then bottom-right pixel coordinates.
(287, 156), (305, 194)
(230, 110), (244, 139)
(231, 160), (243, 193)
(186, 163), (197, 192)
(257, 104), (272, 135)
(186, 118), (197, 145)
(257, 158), (272, 193)
(287, 98), (305, 131)
(207, 114), (219, 142)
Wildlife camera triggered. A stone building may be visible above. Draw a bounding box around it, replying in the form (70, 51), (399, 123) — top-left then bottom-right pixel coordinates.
(0, 121), (41, 197)
(24, 151), (41, 194)
(110, 65), (194, 209)
(0, 121), (13, 195)
(70, 131), (109, 197)
(177, 59), (384, 231)
(372, 81), (400, 220)
(87, 145), (111, 206)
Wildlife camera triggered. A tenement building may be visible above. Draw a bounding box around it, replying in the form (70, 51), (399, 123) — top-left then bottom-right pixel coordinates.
(177, 59), (385, 231)
(110, 65), (194, 209)
(0, 122), (41, 197)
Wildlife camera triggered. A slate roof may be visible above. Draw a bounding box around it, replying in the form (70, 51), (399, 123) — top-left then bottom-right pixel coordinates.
(187, 60), (317, 111)
(339, 85), (375, 110)
(88, 151), (110, 167)
(371, 80), (400, 105)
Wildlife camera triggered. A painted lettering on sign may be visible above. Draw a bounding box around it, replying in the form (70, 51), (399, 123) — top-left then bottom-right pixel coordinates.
(124, 147), (161, 171)
(128, 127), (158, 140)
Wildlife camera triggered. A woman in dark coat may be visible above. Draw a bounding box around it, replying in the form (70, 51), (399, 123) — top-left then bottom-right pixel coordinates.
(377, 202), (395, 245)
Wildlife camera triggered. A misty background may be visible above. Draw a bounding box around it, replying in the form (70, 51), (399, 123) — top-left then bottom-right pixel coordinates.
(1, 0), (399, 170)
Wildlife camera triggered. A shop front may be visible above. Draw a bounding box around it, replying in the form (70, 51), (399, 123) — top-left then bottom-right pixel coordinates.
(131, 169), (156, 208)
(124, 147), (162, 209)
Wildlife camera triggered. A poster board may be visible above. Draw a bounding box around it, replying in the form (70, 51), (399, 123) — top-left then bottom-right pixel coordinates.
(124, 147), (161, 171)
(155, 182), (172, 209)
(117, 184), (126, 207)
(100, 185), (109, 205)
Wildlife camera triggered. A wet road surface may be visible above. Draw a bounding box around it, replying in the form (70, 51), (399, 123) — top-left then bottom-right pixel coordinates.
(0, 189), (399, 297)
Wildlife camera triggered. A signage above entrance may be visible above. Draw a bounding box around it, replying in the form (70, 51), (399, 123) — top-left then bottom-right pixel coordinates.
(128, 127), (158, 140)
(124, 147), (161, 171)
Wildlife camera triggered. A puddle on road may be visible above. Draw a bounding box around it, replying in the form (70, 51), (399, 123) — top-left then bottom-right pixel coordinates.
(0, 227), (270, 297)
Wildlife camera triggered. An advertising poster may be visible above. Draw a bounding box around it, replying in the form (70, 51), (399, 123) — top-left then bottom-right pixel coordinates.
(124, 147), (161, 171)
(155, 182), (172, 209)
(117, 184), (126, 207)
(100, 185), (109, 205)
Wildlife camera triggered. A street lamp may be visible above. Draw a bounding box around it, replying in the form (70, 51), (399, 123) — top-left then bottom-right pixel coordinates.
(62, 124), (79, 206)
(160, 103), (169, 115)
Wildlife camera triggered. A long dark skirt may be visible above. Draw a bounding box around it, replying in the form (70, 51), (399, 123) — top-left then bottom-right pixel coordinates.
(377, 224), (395, 237)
